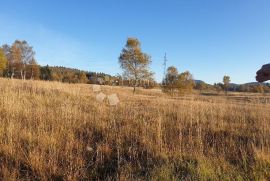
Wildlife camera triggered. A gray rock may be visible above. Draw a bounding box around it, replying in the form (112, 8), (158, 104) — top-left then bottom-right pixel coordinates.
(107, 94), (120, 106)
(96, 92), (106, 103)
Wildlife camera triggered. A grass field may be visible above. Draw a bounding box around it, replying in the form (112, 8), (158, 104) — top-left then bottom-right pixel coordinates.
(0, 78), (269, 180)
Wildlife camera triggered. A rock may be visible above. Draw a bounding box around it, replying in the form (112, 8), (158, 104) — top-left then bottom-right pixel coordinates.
(107, 94), (120, 106)
(86, 146), (93, 152)
(96, 92), (106, 103)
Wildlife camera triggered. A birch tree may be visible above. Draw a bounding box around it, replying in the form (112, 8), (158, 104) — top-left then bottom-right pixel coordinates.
(12, 40), (35, 80)
(223, 75), (231, 95)
(119, 38), (153, 93)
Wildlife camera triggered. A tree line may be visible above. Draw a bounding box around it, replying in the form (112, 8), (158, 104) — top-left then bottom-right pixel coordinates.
(0, 40), (39, 80)
(1, 39), (268, 94)
(195, 78), (270, 94)
(0, 39), (157, 88)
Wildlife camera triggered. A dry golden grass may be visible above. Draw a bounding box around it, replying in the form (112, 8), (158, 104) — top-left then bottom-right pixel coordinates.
(0, 78), (269, 180)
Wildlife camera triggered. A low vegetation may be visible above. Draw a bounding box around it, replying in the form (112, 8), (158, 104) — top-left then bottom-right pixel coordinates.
(0, 78), (269, 180)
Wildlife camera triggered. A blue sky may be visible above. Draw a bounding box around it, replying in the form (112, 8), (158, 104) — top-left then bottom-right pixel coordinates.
(0, 0), (270, 84)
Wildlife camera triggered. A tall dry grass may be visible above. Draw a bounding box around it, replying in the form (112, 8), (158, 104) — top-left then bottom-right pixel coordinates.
(0, 78), (269, 180)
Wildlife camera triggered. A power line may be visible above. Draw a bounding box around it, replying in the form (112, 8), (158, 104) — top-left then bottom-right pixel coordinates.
(163, 53), (168, 84)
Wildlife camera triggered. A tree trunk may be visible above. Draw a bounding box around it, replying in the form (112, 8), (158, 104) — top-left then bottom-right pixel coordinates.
(133, 79), (137, 94)
(23, 71), (26, 80)
(133, 86), (136, 94)
(31, 69), (34, 80)
(11, 68), (15, 79)
(20, 70), (23, 80)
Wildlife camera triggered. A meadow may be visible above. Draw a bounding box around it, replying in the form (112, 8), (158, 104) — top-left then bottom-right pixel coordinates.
(0, 78), (269, 180)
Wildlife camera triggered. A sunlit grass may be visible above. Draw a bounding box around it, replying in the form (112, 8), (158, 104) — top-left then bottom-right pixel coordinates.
(0, 78), (269, 180)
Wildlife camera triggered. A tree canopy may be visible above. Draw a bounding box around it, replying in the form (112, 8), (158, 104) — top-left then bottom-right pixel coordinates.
(0, 48), (7, 76)
(223, 75), (231, 94)
(119, 38), (153, 93)
(163, 66), (195, 94)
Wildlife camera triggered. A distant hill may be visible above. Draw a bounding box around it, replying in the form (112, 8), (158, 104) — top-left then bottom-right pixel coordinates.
(244, 82), (270, 86)
(194, 80), (269, 86)
(194, 80), (204, 84)
(41, 65), (113, 78)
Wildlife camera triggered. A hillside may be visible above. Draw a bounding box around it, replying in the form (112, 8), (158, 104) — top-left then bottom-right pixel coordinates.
(0, 79), (269, 180)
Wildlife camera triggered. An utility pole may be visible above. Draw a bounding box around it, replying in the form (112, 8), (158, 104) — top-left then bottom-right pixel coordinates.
(163, 53), (168, 85)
